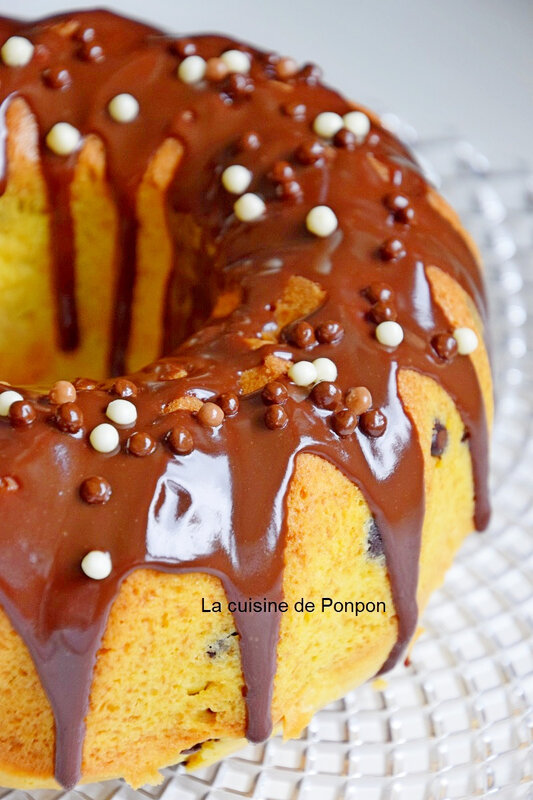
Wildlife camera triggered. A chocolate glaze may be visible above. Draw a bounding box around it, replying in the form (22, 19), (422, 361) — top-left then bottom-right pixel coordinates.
(0, 10), (490, 789)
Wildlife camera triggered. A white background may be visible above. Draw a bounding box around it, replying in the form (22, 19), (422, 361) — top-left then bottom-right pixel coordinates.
(6, 0), (533, 167)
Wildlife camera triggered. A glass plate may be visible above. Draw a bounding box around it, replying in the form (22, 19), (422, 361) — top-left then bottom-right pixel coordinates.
(2, 127), (532, 800)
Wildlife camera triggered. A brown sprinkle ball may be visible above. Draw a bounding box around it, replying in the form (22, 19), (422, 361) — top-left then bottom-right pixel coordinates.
(310, 381), (343, 411)
(281, 100), (306, 120)
(197, 402), (224, 428)
(265, 404), (288, 430)
(42, 66), (72, 90)
(224, 73), (254, 98)
(56, 402), (84, 434)
(297, 62), (322, 85)
(332, 409), (358, 437)
(112, 378), (138, 398)
(276, 180), (303, 201)
(270, 161), (295, 183)
(364, 282), (394, 304)
(275, 57), (298, 80)
(262, 381), (288, 406)
(295, 140), (325, 165)
(172, 39), (196, 57)
(431, 333), (458, 361)
(345, 386), (372, 415)
(315, 320), (344, 345)
(50, 380), (77, 405)
(360, 408), (387, 438)
(78, 40), (104, 62)
(73, 377), (98, 392)
(369, 301), (398, 324)
(384, 193), (415, 224)
(333, 128), (356, 150)
(205, 57), (228, 82)
(127, 431), (156, 457)
(9, 401), (36, 428)
(379, 237), (406, 262)
(168, 426), (194, 455)
(217, 392), (240, 417)
(288, 321), (316, 349)
(73, 26), (95, 42)
(237, 130), (261, 151)
(431, 421), (448, 458)
(0, 475), (19, 493)
(80, 476), (112, 505)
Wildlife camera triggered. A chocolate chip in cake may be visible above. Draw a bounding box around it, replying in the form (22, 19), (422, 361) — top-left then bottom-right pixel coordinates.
(431, 421), (448, 457)
(366, 518), (384, 559)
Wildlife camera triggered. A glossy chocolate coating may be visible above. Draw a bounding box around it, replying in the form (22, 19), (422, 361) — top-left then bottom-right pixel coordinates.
(0, 10), (490, 790)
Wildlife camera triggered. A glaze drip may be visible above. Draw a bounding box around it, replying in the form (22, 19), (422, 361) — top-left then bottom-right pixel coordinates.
(0, 10), (490, 789)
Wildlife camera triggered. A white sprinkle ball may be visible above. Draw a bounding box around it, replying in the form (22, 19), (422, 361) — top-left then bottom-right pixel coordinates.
(178, 55), (206, 84)
(313, 358), (338, 383)
(0, 390), (23, 416)
(81, 550), (112, 580)
(453, 326), (478, 355)
(89, 423), (120, 453)
(343, 110), (371, 140)
(108, 93), (139, 123)
(306, 205), (338, 237)
(376, 320), (404, 348)
(288, 361), (318, 387)
(313, 111), (344, 138)
(106, 399), (137, 425)
(46, 122), (81, 156)
(1, 36), (34, 67)
(234, 193), (265, 222)
(220, 49), (251, 74)
(221, 164), (252, 194)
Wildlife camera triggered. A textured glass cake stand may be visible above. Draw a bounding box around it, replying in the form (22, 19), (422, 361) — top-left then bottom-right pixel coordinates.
(2, 127), (532, 800)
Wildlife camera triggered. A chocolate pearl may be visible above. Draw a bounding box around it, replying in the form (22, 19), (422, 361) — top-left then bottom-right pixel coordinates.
(295, 140), (324, 165)
(311, 381), (343, 411)
(168, 426), (194, 455)
(431, 333), (458, 361)
(332, 409), (358, 437)
(345, 386), (372, 415)
(56, 402), (84, 433)
(50, 380), (76, 405)
(333, 128), (356, 149)
(172, 39), (196, 57)
(205, 57), (228, 81)
(364, 283), (394, 304)
(297, 62), (322, 85)
(0, 475), (19, 493)
(275, 57), (298, 80)
(74, 26), (95, 42)
(288, 321), (316, 349)
(128, 431), (156, 457)
(315, 320), (344, 345)
(360, 408), (387, 438)
(73, 377), (98, 392)
(270, 161), (295, 183)
(237, 131), (261, 151)
(262, 381), (288, 406)
(369, 301), (398, 324)
(281, 100), (306, 120)
(198, 402), (224, 427)
(217, 392), (239, 417)
(224, 73), (254, 99)
(276, 179), (303, 201)
(80, 476), (112, 505)
(384, 193), (415, 224)
(379, 237), (406, 261)
(42, 66), (72, 90)
(265, 404), (288, 430)
(9, 401), (36, 428)
(112, 378), (138, 398)
(431, 421), (448, 458)
(78, 40), (105, 62)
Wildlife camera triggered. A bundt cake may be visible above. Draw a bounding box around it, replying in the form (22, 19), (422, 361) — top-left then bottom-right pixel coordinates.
(0, 9), (492, 790)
